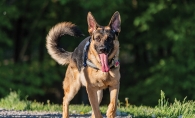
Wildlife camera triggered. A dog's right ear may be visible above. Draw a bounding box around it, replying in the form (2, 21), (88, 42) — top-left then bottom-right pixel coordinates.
(109, 11), (121, 33)
(87, 12), (97, 35)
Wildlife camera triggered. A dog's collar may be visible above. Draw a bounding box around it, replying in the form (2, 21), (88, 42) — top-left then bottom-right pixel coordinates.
(86, 59), (119, 71)
(83, 37), (119, 70)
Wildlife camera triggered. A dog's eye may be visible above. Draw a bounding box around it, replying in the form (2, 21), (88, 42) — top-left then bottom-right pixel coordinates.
(95, 36), (101, 42)
(107, 35), (114, 40)
(106, 36), (113, 43)
(107, 36), (112, 40)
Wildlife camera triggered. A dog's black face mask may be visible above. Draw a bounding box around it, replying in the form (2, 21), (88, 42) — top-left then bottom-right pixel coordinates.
(93, 28), (115, 55)
(91, 27), (116, 72)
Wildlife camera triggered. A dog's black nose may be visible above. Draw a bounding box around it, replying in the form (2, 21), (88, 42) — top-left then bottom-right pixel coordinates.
(99, 47), (107, 53)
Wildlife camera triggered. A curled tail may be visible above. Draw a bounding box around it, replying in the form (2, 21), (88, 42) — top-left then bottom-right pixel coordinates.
(46, 22), (84, 65)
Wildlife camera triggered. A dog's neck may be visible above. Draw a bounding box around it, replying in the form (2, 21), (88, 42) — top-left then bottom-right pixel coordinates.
(86, 57), (119, 71)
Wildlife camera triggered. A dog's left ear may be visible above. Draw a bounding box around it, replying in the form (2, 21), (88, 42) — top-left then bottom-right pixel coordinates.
(87, 12), (98, 35)
(109, 11), (121, 33)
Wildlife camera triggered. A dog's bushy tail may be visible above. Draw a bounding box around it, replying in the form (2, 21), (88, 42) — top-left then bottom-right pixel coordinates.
(46, 22), (84, 65)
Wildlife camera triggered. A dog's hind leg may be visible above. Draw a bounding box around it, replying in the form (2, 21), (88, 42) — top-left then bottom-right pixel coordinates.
(97, 89), (103, 105)
(62, 67), (81, 118)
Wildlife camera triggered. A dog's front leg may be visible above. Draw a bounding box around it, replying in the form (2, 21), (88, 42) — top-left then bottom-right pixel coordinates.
(106, 84), (119, 118)
(86, 86), (103, 118)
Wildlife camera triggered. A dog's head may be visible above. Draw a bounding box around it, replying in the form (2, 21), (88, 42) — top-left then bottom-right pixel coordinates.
(87, 11), (121, 72)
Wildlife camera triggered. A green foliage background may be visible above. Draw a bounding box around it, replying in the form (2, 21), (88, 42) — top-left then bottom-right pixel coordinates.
(0, 0), (195, 106)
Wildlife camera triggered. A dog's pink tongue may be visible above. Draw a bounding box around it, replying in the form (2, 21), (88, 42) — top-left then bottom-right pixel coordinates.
(99, 53), (109, 72)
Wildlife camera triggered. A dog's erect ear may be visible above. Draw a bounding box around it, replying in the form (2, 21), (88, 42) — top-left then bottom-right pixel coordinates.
(87, 12), (98, 35)
(109, 11), (121, 33)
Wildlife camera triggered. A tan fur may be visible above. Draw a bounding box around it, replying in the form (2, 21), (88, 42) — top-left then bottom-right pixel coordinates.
(46, 11), (121, 118)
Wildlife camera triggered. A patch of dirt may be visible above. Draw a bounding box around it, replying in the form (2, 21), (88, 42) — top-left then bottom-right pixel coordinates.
(0, 108), (132, 118)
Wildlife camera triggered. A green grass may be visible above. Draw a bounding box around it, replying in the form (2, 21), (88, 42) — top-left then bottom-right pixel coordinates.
(0, 91), (195, 117)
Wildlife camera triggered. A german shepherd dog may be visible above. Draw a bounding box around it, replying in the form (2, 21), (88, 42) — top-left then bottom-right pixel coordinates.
(46, 11), (121, 118)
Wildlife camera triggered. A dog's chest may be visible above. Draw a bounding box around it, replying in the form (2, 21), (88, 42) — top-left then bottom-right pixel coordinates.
(89, 72), (110, 89)
(81, 68), (119, 89)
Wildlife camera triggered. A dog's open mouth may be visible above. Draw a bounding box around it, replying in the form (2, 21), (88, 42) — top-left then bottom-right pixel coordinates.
(99, 53), (109, 72)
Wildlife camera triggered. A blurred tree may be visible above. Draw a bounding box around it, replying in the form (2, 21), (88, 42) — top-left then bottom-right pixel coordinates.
(119, 0), (195, 106)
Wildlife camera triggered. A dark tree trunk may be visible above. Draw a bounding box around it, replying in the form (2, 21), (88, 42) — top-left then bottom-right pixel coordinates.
(14, 18), (23, 63)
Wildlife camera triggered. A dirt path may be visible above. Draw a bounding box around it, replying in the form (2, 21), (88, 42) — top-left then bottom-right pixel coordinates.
(0, 108), (132, 118)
